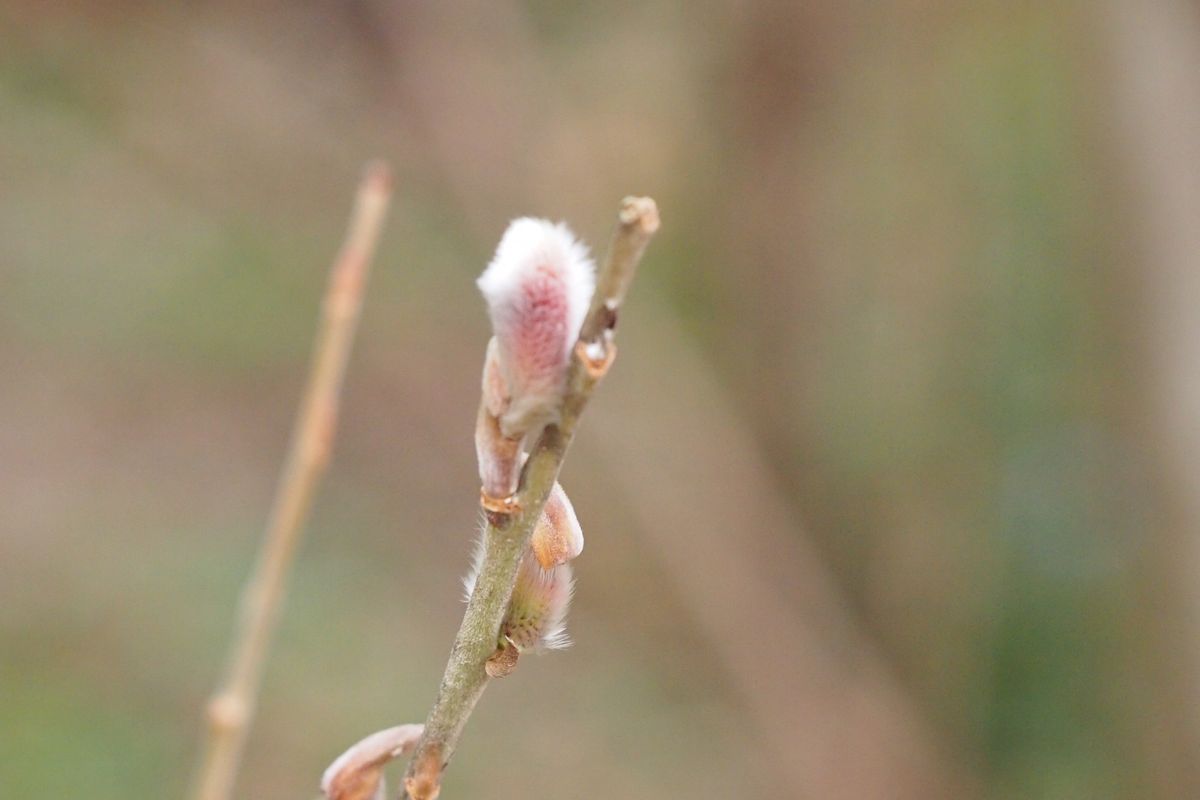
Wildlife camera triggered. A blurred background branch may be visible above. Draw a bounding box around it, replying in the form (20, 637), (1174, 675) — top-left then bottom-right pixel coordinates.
(191, 164), (391, 800)
(1103, 1), (1200, 795)
(589, 307), (977, 799)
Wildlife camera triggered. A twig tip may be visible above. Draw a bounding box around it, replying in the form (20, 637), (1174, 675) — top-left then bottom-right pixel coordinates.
(618, 195), (659, 234)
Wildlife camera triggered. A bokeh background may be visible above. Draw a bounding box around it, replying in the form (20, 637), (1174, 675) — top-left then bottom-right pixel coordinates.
(6, 1), (1200, 798)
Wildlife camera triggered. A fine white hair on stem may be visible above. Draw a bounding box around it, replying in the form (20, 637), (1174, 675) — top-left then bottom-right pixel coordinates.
(476, 218), (596, 437)
(462, 522), (490, 602)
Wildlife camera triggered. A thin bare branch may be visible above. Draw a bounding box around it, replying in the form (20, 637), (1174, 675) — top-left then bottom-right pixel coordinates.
(1104, 1), (1200, 792)
(189, 161), (393, 800)
(398, 197), (659, 800)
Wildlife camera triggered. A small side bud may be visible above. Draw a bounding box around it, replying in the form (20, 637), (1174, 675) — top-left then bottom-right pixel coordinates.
(404, 745), (443, 800)
(477, 218), (595, 438)
(575, 337), (617, 380)
(530, 482), (584, 569)
(321, 724), (424, 800)
(485, 642), (520, 678)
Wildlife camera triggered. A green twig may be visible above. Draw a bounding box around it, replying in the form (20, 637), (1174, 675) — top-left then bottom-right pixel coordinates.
(400, 197), (659, 800)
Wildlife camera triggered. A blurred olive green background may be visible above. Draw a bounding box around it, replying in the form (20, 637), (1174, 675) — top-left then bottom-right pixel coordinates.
(5, 1), (1200, 798)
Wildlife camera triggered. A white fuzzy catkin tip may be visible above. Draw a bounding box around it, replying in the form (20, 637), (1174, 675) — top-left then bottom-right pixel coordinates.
(477, 218), (595, 436)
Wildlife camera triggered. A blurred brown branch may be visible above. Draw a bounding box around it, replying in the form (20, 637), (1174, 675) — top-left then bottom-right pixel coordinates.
(189, 162), (392, 800)
(588, 309), (979, 799)
(397, 197), (658, 800)
(1105, 1), (1200, 794)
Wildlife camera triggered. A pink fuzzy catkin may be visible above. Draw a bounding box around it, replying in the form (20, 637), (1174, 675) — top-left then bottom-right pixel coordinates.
(462, 543), (574, 651)
(491, 549), (574, 652)
(476, 218), (595, 438)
